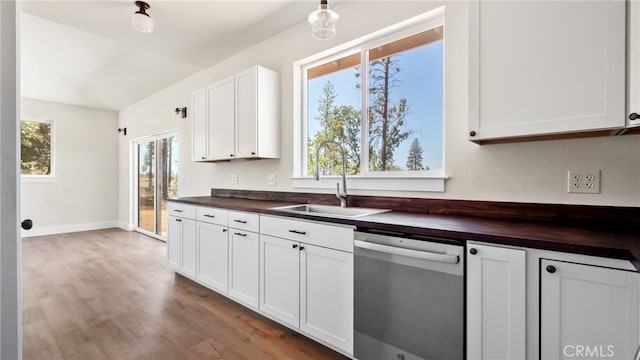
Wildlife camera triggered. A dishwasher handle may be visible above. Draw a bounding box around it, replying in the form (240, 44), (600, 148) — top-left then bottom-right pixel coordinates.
(354, 240), (459, 264)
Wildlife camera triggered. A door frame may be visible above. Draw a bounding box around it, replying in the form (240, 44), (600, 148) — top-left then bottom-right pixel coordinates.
(131, 130), (177, 241)
(0, 1), (21, 358)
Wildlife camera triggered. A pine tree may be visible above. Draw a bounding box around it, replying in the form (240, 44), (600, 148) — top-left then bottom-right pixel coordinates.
(406, 138), (425, 171)
(368, 56), (412, 171)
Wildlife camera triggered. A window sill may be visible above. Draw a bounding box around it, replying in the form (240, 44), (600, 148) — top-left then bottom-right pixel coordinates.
(291, 174), (447, 192)
(21, 176), (56, 183)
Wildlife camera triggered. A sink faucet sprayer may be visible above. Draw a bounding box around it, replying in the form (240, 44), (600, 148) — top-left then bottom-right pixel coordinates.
(315, 140), (348, 208)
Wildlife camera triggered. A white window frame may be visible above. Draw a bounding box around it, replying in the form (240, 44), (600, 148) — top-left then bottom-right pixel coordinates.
(20, 116), (56, 182)
(293, 7), (447, 192)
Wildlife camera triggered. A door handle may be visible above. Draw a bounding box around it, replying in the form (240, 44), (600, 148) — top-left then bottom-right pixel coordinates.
(21, 219), (33, 230)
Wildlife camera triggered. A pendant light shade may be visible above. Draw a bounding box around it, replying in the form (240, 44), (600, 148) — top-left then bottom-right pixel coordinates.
(132, 1), (154, 33)
(308, 0), (338, 40)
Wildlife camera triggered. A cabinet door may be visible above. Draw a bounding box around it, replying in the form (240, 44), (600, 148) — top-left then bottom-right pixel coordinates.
(469, 0), (625, 142)
(207, 76), (235, 160)
(628, 0), (640, 129)
(300, 244), (353, 353)
(196, 222), (229, 293)
(259, 235), (300, 328)
(191, 87), (207, 161)
(466, 243), (526, 360)
(235, 67), (258, 158)
(167, 215), (181, 270)
(228, 229), (259, 309)
(541, 260), (639, 360)
(180, 218), (196, 278)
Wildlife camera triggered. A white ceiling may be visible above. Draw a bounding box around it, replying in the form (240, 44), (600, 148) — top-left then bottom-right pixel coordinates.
(20, 1), (316, 111)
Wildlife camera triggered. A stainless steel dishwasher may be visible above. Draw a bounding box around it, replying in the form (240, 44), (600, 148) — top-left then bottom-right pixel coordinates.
(354, 229), (464, 360)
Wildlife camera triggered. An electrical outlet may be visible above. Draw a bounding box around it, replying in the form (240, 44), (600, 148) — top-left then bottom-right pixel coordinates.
(568, 170), (600, 194)
(231, 174), (238, 184)
(267, 174), (276, 186)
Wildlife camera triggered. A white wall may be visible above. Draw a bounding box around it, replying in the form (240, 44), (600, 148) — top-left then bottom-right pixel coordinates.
(21, 98), (119, 236)
(118, 1), (640, 226)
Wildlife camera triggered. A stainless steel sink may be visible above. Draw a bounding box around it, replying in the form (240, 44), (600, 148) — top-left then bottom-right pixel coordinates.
(270, 204), (390, 219)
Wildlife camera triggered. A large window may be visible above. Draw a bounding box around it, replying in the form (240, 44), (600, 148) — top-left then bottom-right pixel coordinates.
(297, 9), (445, 191)
(21, 119), (54, 177)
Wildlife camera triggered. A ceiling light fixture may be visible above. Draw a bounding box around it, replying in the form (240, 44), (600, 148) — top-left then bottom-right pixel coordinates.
(132, 1), (154, 33)
(308, 0), (338, 40)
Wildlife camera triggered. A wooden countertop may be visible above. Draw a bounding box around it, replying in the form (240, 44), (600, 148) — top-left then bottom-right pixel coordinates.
(169, 196), (640, 270)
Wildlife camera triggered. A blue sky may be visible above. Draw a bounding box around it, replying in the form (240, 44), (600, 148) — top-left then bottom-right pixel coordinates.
(308, 40), (443, 171)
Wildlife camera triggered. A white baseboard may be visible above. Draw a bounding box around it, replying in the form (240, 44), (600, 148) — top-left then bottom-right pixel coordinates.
(22, 221), (120, 238)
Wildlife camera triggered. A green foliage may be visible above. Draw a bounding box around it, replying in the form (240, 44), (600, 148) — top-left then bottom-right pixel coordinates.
(406, 138), (428, 171)
(307, 81), (361, 176)
(368, 56), (413, 171)
(21, 120), (52, 175)
(308, 54), (415, 174)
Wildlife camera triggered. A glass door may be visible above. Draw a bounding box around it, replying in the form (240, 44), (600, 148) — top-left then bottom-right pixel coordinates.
(136, 134), (178, 239)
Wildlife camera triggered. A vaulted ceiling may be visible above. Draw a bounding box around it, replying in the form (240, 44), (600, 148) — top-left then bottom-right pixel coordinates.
(20, 1), (317, 111)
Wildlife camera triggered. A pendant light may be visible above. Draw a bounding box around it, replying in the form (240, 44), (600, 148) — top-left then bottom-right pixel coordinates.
(308, 0), (339, 40)
(132, 1), (154, 33)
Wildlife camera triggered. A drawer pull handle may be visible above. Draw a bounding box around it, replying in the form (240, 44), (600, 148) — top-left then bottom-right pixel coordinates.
(175, 219), (182, 222)
(173, 209), (183, 213)
(233, 219), (247, 224)
(234, 232), (247, 237)
(630, 113), (639, 121)
(203, 214), (215, 218)
(288, 229), (307, 235)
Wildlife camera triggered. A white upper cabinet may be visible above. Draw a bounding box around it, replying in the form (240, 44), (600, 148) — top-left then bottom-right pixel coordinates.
(627, 0), (640, 131)
(207, 76), (235, 160)
(191, 87), (207, 161)
(540, 259), (639, 360)
(469, 0), (626, 143)
(191, 65), (280, 161)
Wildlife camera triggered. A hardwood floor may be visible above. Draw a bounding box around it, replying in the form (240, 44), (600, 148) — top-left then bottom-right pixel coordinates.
(22, 229), (348, 360)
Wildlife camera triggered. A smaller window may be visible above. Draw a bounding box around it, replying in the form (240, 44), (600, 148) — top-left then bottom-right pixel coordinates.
(21, 119), (53, 176)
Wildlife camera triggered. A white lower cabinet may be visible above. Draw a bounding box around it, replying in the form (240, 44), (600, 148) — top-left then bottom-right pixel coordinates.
(260, 235), (300, 328)
(540, 259), (640, 360)
(300, 243), (353, 353)
(196, 222), (229, 293)
(259, 215), (354, 355)
(168, 214), (196, 279)
(229, 228), (260, 309)
(466, 243), (526, 360)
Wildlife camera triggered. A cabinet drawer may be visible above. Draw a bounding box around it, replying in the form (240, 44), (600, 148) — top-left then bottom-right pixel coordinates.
(167, 202), (196, 219)
(260, 216), (354, 253)
(196, 206), (228, 226)
(228, 211), (259, 233)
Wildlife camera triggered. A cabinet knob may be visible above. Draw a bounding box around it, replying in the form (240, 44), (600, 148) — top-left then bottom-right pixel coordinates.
(546, 265), (557, 274)
(251, 152), (256, 156)
(176, 219), (182, 222)
(201, 156), (205, 160)
(222, 229), (227, 233)
(21, 219), (33, 230)
(229, 154), (234, 157)
(469, 131), (476, 137)
(469, 248), (478, 255)
(292, 244), (298, 249)
(630, 113), (640, 121)
(299, 246), (305, 251)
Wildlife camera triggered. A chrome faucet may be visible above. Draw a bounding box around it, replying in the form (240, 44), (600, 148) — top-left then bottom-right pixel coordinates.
(315, 140), (348, 208)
